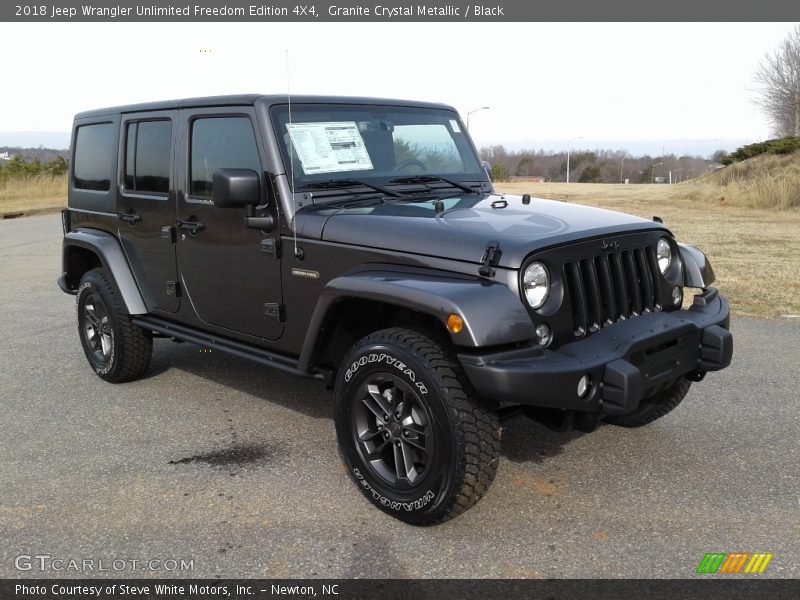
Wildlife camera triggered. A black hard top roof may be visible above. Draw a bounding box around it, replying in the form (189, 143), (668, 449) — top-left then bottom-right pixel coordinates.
(74, 94), (456, 119)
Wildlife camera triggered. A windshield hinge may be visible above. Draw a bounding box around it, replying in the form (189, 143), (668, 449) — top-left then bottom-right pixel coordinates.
(264, 303), (285, 323)
(478, 241), (502, 277)
(261, 238), (281, 258)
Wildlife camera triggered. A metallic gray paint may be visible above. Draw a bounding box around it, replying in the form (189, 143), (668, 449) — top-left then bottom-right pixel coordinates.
(297, 268), (536, 371)
(316, 194), (667, 267)
(63, 229), (147, 315)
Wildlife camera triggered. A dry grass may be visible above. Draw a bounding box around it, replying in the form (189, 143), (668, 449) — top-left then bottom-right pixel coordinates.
(684, 153), (800, 209)
(0, 175), (67, 215)
(495, 181), (800, 319)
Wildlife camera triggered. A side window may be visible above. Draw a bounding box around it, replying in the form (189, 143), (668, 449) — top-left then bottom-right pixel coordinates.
(124, 120), (171, 194)
(190, 117), (261, 198)
(74, 123), (115, 191)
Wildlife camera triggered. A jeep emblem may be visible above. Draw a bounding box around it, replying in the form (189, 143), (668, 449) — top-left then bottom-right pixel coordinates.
(600, 240), (620, 252)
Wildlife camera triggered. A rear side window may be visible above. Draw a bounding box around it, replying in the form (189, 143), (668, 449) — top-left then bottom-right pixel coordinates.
(124, 120), (172, 194)
(73, 123), (115, 191)
(190, 117), (260, 198)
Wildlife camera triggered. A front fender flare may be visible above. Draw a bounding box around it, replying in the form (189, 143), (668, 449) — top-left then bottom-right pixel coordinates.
(298, 269), (536, 373)
(61, 229), (147, 315)
(679, 243), (716, 288)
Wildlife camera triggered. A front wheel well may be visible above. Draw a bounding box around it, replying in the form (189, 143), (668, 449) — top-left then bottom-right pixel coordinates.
(313, 298), (452, 372)
(64, 245), (102, 290)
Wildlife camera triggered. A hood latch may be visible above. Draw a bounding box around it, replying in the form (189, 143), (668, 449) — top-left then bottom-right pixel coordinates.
(478, 241), (502, 278)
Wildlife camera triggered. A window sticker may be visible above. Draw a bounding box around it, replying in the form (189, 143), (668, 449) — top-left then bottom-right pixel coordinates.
(287, 121), (373, 174)
(450, 119), (461, 133)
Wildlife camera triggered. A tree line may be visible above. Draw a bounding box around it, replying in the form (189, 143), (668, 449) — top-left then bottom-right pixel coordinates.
(0, 155), (68, 183)
(479, 145), (721, 184)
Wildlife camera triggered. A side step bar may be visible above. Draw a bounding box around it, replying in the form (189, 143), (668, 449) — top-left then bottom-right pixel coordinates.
(131, 316), (325, 381)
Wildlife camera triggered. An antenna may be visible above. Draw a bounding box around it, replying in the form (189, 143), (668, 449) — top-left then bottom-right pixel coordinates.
(286, 49), (300, 259)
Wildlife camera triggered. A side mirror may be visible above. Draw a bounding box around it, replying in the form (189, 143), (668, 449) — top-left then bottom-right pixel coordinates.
(212, 168), (260, 208)
(481, 160), (493, 182)
(212, 168), (274, 231)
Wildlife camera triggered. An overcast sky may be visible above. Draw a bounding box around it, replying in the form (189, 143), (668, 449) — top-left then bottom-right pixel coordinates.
(1, 22), (795, 153)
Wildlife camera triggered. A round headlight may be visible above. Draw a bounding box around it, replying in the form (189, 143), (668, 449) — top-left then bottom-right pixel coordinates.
(523, 262), (550, 309)
(657, 238), (671, 274)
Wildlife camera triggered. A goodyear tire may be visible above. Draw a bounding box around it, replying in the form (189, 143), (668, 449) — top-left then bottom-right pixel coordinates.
(334, 328), (501, 525)
(76, 268), (152, 383)
(606, 377), (692, 428)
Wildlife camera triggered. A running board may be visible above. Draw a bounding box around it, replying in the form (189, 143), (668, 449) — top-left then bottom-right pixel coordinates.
(131, 316), (324, 381)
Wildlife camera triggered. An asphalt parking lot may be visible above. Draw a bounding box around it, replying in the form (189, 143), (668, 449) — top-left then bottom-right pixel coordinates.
(1, 213), (798, 579)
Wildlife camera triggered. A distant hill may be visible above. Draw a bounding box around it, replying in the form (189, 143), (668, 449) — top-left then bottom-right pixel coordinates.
(687, 150), (799, 209)
(0, 146), (70, 163)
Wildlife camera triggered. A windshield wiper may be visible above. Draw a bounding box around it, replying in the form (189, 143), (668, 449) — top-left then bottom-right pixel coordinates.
(303, 179), (400, 198)
(388, 175), (477, 195)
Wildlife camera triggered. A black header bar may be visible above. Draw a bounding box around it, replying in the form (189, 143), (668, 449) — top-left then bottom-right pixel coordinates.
(3, 579), (800, 600)
(2, 1), (798, 22)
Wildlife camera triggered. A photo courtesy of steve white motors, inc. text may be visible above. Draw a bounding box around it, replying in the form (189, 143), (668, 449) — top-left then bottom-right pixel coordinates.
(14, 583), (339, 597)
(13, 3), (507, 18)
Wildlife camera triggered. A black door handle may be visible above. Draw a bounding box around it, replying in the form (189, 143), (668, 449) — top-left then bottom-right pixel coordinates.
(118, 211), (142, 224)
(176, 218), (205, 234)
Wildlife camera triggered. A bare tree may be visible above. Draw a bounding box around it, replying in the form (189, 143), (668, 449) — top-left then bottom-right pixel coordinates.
(754, 24), (800, 137)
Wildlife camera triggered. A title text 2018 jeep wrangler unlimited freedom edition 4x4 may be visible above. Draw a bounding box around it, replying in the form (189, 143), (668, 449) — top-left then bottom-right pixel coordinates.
(59, 95), (732, 525)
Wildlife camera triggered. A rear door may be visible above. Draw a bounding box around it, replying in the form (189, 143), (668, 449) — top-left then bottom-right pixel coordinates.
(117, 111), (180, 313)
(175, 106), (284, 341)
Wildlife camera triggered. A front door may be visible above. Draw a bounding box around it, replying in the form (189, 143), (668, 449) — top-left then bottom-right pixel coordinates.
(117, 111), (180, 313)
(175, 107), (283, 341)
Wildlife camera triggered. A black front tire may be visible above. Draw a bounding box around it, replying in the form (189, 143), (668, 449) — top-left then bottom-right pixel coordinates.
(334, 328), (501, 525)
(606, 377), (692, 428)
(76, 268), (152, 383)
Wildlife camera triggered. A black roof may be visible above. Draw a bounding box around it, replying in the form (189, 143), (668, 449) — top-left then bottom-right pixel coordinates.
(74, 94), (456, 119)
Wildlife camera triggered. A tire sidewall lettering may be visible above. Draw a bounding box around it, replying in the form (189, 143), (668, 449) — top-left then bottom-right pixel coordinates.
(344, 352), (428, 396)
(352, 467), (435, 512)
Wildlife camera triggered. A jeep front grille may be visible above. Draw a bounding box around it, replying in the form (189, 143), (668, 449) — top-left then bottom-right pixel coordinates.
(564, 247), (662, 338)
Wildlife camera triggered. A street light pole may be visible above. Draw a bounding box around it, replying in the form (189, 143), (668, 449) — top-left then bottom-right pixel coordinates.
(651, 162), (663, 183)
(466, 106), (490, 130)
(620, 156), (625, 183)
(566, 136), (583, 184)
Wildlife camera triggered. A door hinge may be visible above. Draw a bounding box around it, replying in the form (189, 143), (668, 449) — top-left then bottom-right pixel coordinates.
(260, 238), (281, 258)
(478, 241), (502, 277)
(161, 225), (176, 243)
(264, 302), (285, 323)
(166, 281), (181, 297)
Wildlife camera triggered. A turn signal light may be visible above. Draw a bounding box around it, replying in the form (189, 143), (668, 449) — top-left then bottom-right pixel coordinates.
(447, 314), (464, 334)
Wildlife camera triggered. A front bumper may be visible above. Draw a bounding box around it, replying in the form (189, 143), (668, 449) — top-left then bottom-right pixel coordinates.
(458, 287), (732, 417)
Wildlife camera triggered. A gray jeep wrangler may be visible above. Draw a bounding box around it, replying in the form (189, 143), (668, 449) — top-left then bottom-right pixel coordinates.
(58, 95), (732, 524)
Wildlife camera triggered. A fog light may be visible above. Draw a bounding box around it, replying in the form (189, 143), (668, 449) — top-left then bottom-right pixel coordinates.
(671, 285), (682, 306)
(446, 314), (464, 334)
(577, 374), (590, 398)
(535, 323), (552, 347)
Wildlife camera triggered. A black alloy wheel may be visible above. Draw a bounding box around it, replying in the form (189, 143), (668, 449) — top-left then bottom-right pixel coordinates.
(335, 327), (501, 525)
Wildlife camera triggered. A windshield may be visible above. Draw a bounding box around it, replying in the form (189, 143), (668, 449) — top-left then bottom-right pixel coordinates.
(270, 103), (485, 189)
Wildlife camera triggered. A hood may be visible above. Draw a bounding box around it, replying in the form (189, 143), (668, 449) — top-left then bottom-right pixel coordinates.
(297, 193), (666, 268)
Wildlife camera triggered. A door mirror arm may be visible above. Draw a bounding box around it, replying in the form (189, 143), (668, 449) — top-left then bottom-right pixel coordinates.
(244, 205), (275, 232)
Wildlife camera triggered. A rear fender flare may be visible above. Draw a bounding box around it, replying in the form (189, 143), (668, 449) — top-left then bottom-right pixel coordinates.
(62, 229), (147, 315)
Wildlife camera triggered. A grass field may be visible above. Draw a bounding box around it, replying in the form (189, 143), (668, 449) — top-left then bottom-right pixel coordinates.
(495, 182), (800, 319)
(689, 152), (800, 209)
(0, 175), (66, 215)
(2, 174), (798, 319)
